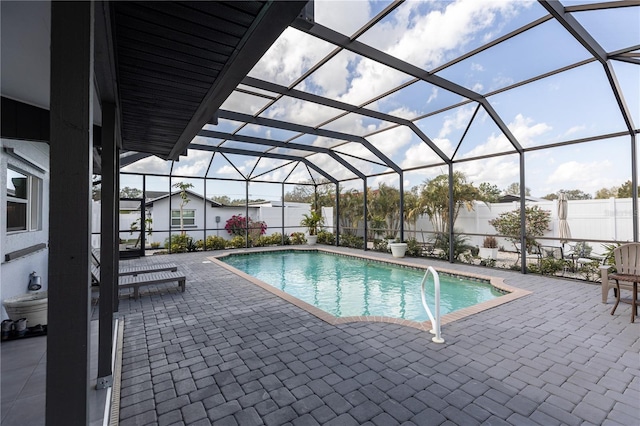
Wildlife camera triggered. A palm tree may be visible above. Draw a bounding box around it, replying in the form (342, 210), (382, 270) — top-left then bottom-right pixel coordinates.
(338, 188), (363, 235)
(420, 171), (481, 234)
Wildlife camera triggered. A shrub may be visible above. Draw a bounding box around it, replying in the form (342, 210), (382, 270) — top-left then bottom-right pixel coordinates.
(483, 236), (498, 248)
(195, 239), (206, 251)
(373, 239), (388, 252)
(434, 231), (472, 261)
(225, 215), (267, 237)
(339, 234), (364, 249)
(290, 232), (306, 245)
(405, 238), (423, 257)
(228, 235), (247, 249)
(254, 235), (275, 247)
(150, 242), (160, 249)
(489, 205), (551, 251)
(205, 235), (227, 250)
(164, 234), (192, 253)
(317, 230), (335, 245)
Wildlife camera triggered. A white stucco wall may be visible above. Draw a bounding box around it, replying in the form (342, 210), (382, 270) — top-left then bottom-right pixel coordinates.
(1, 139), (50, 320)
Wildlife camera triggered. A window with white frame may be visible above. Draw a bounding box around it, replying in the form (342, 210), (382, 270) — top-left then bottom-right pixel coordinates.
(6, 167), (42, 232)
(171, 209), (195, 227)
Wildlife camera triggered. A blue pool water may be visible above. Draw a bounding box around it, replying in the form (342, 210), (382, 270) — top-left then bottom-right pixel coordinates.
(221, 251), (504, 322)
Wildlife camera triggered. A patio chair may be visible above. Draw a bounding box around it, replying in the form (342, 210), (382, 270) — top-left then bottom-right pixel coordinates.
(91, 263), (186, 300)
(601, 243), (640, 323)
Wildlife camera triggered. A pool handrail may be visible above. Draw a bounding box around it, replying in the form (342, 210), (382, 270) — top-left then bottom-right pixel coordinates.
(420, 266), (445, 343)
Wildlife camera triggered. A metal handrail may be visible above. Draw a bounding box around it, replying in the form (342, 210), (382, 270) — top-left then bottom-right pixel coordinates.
(420, 266), (444, 343)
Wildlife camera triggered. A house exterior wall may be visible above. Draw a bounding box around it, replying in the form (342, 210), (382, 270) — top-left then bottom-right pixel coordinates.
(1, 139), (50, 321)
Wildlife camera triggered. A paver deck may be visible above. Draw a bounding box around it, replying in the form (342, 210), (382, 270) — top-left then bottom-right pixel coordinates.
(117, 248), (639, 426)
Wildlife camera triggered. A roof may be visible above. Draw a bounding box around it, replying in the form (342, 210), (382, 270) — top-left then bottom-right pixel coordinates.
(145, 190), (222, 207)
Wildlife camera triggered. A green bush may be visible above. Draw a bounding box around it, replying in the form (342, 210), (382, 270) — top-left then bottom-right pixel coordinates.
(538, 257), (566, 275)
(339, 234), (364, 249)
(290, 232), (306, 245)
(228, 235), (247, 249)
(195, 239), (206, 250)
(317, 230), (335, 245)
(254, 235), (275, 247)
(373, 239), (388, 252)
(405, 238), (423, 257)
(164, 234), (192, 253)
(434, 231), (472, 261)
(205, 235), (227, 250)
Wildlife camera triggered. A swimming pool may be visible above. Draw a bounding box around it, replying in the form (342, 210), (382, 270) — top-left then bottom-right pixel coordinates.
(218, 249), (508, 322)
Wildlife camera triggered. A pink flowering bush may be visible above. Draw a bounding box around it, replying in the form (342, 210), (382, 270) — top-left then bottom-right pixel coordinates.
(225, 215), (267, 241)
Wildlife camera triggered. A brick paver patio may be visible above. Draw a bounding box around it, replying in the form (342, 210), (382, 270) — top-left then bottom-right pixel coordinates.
(116, 248), (639, 425)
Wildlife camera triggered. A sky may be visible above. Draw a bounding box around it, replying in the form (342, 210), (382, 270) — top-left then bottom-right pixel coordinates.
(121, 0), (640, 202)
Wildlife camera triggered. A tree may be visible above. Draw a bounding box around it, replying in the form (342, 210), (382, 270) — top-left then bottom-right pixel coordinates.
(595, 186), (619, 199)
(594, 180), (638, 199)
(210, 195), (231, 205)
(338, 188), (363, 235)
(489, 205), (551, 251)
(172, 182), (194, 234)
(120, 186), (142, 199)
(478, 182), (501, 203)
(403, 186), (422, 238)
(504, 182), (531, 196)
(367, 183), (401, 238)
(420, 172), (481, 234)
(617, 180), (637, 198)
(542, 189), (592, 201)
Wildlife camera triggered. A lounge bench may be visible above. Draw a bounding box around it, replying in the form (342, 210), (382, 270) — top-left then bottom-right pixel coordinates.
(91, 264), (186, 300)
(91, 248), (178, 276)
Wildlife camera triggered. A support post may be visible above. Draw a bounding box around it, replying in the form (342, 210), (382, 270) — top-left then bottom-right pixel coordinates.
(448, 164), (455, 263)
(335, 182), (340, 246)
(97, 102), (117, 389)
(281, 183), (285, 244)
(632, 134), (638, 242)
(399, 171), (404, 242)
(363, 178), (368, 250)
(520, 153), (527, 273)
(245, 180), (250, 248)
(47, 2), (94, 424)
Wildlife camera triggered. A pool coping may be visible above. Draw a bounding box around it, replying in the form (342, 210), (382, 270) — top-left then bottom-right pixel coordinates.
(209, 246), (532, 332)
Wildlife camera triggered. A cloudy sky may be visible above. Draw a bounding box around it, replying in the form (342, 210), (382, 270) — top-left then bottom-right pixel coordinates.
(122, 0), (639, 202)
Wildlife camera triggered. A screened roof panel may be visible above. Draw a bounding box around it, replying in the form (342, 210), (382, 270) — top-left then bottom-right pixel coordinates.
(192, 135), (224, 147)
(172, 149), (213, 178)
(203, 118), (243, 134)
(293, 50), (414, 107)
(333, 151), (391, 177)
(356, 1), (546, 72)
(435, 19), (592, 95)
(320, 112), (396, 137)
(235, 84), (279, 99)
(332, 142), (389, 165)
(610, 60), (640, 126)
(487, 62), (630, 148)
(414, 105), (479, 159)
(218, 140), (273, 153)
(236, 124), (301, 141)
(259, 96), (345, 127)
(367, 125), (445, 170)
(121, 154), (173, 175)
(369, 80), (466, 120)
(206, 153), (245, 180)
(269, 147), (317, 158)
(251, 159), (298, 182)
(571, 7), (640, 53)
(314, 0), (382, 37)
(219, 90), (273, 115)
(455, 106), (518, 160)
(247, 27), (337, 87)
(304, 153), (359, 180)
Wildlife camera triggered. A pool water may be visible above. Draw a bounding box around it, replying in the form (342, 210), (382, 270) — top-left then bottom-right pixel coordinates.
(221, 251), (504, 322)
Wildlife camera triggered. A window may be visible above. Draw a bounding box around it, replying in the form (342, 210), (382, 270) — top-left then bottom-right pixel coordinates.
(171, 209), (195, 227)
(7, 167), (42, 232)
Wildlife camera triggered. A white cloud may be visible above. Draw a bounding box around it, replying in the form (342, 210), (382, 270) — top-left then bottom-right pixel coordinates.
(438, 106), (475, 138)
(315, 0), (373, 36)
(173, 151), (212, 177)
(471, 62), (484, 72)
(400, 141), (449, 169)
(545, 160), (620, 194)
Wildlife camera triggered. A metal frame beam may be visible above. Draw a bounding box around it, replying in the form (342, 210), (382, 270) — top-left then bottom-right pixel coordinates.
(199, 129), (365, 179)
(242, 76), (451, 162)
(189, 143), (337, 184)
(289, 20), (523, 154)
(216, 109), (401, 173)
